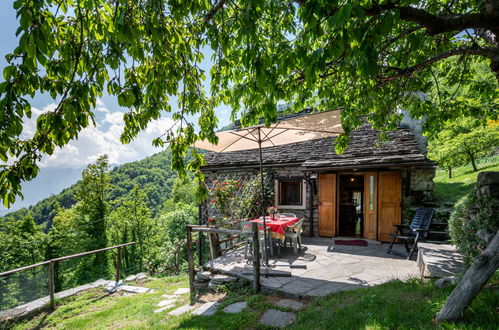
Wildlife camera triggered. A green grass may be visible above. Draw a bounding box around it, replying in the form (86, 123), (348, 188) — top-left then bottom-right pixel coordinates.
(433, 155), (499, 204)
(8, 275), (498, 329)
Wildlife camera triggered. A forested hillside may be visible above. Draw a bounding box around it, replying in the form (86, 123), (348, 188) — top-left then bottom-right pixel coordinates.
(1, 150), (181, 227)
(0, 150), (200, 311)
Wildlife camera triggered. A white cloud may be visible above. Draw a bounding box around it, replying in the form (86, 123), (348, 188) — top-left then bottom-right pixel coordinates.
(20, 101), (176, 169)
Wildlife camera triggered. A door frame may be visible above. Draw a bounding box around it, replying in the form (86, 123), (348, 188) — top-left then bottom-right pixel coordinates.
(316, 169), (402, 240)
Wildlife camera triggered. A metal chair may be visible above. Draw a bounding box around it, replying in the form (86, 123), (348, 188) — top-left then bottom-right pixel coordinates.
(284, 218), (304, 255)
(242, 222), (272, 261)
(386, 208), (435, 260)
(279, 212), (297, 218)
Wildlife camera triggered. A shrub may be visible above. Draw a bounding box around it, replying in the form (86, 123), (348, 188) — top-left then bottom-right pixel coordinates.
(448, 191), (498, 265)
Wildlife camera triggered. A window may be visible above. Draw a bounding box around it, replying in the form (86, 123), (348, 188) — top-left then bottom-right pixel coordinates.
(275, 178), (306, 209)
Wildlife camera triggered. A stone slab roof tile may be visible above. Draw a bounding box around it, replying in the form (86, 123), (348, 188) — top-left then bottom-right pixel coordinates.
(202, 124), (433, 169)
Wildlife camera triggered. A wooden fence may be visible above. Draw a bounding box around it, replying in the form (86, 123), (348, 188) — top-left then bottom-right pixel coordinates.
(187, 223), (261, 303)
(0, 242), (136, 309)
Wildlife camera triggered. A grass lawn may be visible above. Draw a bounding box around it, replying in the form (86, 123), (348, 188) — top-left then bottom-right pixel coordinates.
(9, 274), (498, 329)
(433, 155), (499, 204)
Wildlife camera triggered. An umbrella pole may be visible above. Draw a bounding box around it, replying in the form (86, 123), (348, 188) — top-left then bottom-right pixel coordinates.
(257, 128), (269, 276)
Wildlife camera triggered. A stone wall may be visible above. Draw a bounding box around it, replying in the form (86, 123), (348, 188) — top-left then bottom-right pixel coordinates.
(201, 165), (435, 238)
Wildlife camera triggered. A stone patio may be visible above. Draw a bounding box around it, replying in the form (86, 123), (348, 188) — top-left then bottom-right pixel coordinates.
(204, 237), (420, 298)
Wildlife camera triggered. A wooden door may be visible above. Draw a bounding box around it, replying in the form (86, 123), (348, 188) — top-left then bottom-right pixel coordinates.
(378, 171), (402, 242)
(318, 174), (336, 237)
(363, 172), (377, 240)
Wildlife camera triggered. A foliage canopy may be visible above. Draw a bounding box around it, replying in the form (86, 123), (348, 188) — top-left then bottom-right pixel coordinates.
(1, 0), (499, 205)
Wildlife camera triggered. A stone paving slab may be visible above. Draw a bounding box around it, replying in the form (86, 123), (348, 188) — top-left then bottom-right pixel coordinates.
(119, 285), (151, 294)
(259, 309), (296, 328)
(417, 243), (465, 278)
(275, 299), (305, 310)
(154, 304), (175, 313)
(158, 299), (177, 307)
(192, 302), (220, 316)
(223, 301), (247, 313)
(161, 294), (178, 299)
(173, 288), (190, 295)
(168, 304), (196, 316)
(205, 237), (419, 298)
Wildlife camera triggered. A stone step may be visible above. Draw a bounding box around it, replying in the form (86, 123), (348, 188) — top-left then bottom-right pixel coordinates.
(192, 302), (220, 316)
(168, 304), (196, 316)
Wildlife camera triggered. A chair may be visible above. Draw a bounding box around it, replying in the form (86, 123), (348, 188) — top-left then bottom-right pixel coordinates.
(279, 212), (297, 218)
(242, 222), (272, 261)
(386, 208), (435, 260)
(284, 218), (304, 255)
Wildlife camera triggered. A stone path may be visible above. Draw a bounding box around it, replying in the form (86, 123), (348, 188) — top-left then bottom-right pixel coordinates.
(205, 237), (420, 298)
(275, 298), (305, 310)
(192, 302), (220, 316)
(168, 304), (196, 316)
(259, 309), (296, 328)
(223, 301), (247, 313)
(153, 287), (191, 314)
(417, 243), (465, 278)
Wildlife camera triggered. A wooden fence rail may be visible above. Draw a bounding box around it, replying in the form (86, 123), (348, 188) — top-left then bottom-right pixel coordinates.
(0, 242), (136, 309)
(187, 224), (260, 303)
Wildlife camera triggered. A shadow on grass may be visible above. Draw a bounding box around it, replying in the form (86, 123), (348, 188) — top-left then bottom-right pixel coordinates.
(21, 291), (110, 330)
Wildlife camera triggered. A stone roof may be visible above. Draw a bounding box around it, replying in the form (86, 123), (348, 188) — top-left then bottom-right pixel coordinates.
(202, 123), (433, 170)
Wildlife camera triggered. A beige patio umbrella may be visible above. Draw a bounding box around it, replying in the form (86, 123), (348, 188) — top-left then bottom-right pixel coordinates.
(194, 109), (343, 271)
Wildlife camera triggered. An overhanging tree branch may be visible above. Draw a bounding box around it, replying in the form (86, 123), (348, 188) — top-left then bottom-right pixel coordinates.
(378, 46), (499, 83)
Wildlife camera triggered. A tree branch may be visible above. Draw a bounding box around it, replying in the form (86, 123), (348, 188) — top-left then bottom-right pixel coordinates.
(378, 46), (499, 84)
(365, 4), (499, 35)
(205, 0), (229, 21)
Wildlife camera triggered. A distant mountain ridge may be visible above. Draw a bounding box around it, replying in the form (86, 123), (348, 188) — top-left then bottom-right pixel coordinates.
(0, 149), (177, 226)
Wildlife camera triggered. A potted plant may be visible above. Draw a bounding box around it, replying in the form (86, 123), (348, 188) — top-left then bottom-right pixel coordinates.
(267, 206), (278, 219)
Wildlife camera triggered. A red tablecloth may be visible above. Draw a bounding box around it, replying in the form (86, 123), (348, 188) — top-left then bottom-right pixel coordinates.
(250, 216), (299, 241)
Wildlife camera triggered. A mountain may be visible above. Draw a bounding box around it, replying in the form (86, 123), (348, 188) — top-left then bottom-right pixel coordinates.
(0, 167), (85, 217)
(0, 149), (178, 226)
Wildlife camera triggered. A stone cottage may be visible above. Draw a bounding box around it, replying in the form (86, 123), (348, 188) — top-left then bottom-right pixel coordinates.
(199, 112), (435, 242)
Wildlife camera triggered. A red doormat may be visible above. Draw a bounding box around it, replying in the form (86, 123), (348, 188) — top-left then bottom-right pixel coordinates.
(334, 239), (368, 246)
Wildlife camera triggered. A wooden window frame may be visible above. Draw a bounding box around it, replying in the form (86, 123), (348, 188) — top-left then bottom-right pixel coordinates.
(274, 178), (307, 209)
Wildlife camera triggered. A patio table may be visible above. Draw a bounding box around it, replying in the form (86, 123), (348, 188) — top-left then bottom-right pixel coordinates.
(250, 216), (299, 242)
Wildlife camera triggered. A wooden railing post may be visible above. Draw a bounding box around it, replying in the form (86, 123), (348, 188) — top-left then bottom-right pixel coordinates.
(187, 225), (196, 304)
(251, 222), (261, 293)
(115, 246), (121, 284)
(48, 261), (55, 309)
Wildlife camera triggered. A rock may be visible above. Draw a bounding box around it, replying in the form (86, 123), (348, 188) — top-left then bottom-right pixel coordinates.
(275, 299), (305, 311)
(125, 275), (137, 282)
(259, 309), (296, 328)
(105, 281), (122, 292)
(194, 282), (209, 290)
(196, 271), (212, 281)
(192, 302), (220, 316)
(435, 276), (459, 288)
(477, 171), (499, 186)
(168, 304), (196, 316)
(208, 282), (217, 290)
(154, 303), (175, 313)
(162, 294), (177, 299)
(173, 288), (190, 295)
(136, 272), (148, 280)
(211, 274), (237, 285)
(223, 301), (247, 314)
(119, 285), (150, 294)
(158, 299), (177, 307)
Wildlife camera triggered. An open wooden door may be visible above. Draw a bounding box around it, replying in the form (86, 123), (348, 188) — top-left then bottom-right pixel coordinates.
(378, 171), (402, 242)
(318, 174), (336, 237)
(363, 172), (377, 240)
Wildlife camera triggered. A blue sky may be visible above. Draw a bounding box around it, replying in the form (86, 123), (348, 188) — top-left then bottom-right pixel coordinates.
(0, 2), (231, 210)
(0, 2), (232, 169)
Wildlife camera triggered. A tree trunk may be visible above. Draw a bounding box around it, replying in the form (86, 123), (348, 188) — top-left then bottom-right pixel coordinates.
(436, 230), (499, 322)
(469, 153), (478, 172)
(447, 166), (452, 179)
